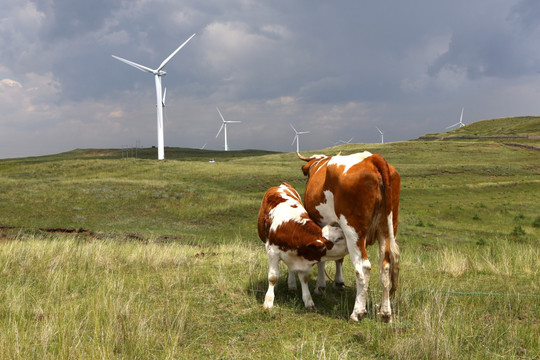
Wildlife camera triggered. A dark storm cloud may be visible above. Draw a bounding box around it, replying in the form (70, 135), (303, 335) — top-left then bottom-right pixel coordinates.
(1, 0), (540, 158)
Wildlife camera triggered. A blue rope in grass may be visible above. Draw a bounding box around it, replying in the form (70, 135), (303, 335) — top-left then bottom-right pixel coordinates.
(413, 290), (540, 298)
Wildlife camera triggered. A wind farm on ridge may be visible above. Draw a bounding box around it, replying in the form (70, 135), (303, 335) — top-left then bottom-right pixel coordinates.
(110, 34), (484, 159)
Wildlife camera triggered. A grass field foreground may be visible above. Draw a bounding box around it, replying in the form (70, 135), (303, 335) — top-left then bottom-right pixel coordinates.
(0, 231), (537, 359)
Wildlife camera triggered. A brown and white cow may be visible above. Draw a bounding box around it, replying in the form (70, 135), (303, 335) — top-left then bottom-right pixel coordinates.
(257, 182), (346, 310)
(297, 151), (400, 322)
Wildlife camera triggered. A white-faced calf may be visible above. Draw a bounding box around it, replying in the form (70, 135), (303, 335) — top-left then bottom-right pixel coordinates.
(257, 182), (346, 310)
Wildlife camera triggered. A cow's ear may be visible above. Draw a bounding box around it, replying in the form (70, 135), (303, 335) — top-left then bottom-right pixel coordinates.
(307, 239), (332, 252)
(301, 162), (312, 176)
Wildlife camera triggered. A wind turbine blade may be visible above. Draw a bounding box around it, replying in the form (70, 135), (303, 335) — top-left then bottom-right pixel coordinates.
(446, 123), (460, 129)
(375, 126), (383, 135)
(163, 101), (168, 123)
(226, 121), (241, 124)
(298, 131), (310, 135)
(112, 55), (155, 74)
(460, 108), (464, 123)
(216, 107), (226, 123)
(291, 135), (298, 146)
(158, 33), (196, 71)
(216, 124), (224, 138)
(162, 88), (167, 106)
(290, 123), (299, 133)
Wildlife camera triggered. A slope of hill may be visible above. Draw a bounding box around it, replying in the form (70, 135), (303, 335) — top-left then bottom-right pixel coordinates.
(420, 115), (540, 141)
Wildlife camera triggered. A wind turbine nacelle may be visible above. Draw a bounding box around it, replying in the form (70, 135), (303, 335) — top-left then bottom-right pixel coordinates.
(157, 70), (167, 76)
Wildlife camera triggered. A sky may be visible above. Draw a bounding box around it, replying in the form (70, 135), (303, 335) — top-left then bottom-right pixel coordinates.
(1, 0), (540, 159)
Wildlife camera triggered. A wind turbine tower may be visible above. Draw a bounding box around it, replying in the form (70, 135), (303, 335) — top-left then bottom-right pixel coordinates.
(216, 107), (241, 151)
(375, 126), (384, 144)
(112, 33), (196, 160)
(291, 124), (310, 152)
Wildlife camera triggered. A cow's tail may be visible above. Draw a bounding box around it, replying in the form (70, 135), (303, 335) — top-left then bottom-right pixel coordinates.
(371, 154), (400, 298)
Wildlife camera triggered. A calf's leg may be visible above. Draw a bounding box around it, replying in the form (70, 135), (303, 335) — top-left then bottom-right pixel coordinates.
(287, 270), (297, 291)
(298, 271), (315, 309)
(315, 262), (326, 294)
(263, 252), (280, 310)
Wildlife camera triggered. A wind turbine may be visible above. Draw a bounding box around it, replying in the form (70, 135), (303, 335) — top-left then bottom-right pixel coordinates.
(112, 33), (196, 160)
(375, 126), (384, 144)
(290, 124), (310, 153)
(215, 107), (241, 151)
(340, 137), (354, 144)
(446, 107), (466, 129)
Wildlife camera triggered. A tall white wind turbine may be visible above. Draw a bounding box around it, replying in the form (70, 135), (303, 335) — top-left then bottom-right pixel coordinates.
(112, 33), (196, 160)
(290, 124), (310, 153)
(216, 107), (241, 151)
(375, 126), (384, 144)
(446, 107), (466, 129)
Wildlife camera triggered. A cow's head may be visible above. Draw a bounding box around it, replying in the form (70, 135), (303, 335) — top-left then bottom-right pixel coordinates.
(296, 152), (329, 176)
(297, 151), (342, 176)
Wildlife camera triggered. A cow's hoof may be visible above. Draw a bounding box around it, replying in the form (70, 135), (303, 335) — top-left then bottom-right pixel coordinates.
(334, 282), (345, 290)
(349, 310), (367, 322)
(376, 304), (392, 323)
(314, 286), (325, 295)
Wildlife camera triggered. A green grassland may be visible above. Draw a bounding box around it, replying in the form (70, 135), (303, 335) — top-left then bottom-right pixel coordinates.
(0, 117), (539, 359)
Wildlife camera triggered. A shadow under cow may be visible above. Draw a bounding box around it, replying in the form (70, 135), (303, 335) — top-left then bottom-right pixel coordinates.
(248, 273), (380, 321)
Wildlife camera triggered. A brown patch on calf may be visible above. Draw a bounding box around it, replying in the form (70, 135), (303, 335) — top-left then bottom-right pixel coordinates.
(258, 183), (333, 262)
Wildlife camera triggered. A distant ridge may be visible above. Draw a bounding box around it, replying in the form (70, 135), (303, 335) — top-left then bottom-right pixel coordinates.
(419, 116), (540, 140)
(2, 147), (280, 162)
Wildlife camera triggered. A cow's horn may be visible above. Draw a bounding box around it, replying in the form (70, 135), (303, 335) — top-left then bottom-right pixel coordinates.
(296, 151), (310, 162)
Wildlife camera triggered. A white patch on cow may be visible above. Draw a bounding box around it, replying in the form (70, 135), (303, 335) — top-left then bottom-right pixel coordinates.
(328, 151), (372, 174)
(315, 190), (338, 226)
(269, 184), (309, 233)
(314, 191), (346, 291)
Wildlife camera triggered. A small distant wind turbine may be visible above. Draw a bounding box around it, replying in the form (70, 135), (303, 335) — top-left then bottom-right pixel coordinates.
(446, 108), (466, 129)
(216, 107), (241, 151)
(290, 124), (310, 152)
(375, 126), (384, 144)
(112, 33), (196, 160)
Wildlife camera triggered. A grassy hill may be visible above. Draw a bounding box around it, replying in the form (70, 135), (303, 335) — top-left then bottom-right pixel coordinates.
(0, 120), (538, 359)
(420, 115), (540, 143)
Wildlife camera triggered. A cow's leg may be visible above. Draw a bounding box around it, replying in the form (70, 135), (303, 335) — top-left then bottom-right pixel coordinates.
(378, 233), (392, 322)
(341, 221), (371, 321)
(315, 262), (326, 294)
(334, 258), (345, 289)
(298, 271), (315, 309)
(287, 269), (297, 292)
(316, 260), (345, 292)
(263, 252), (280, 310)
